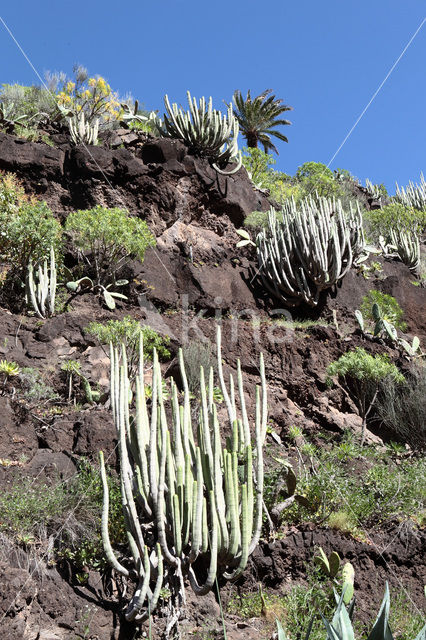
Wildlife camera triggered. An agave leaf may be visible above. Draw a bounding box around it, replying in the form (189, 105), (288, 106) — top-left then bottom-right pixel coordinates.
(321, 615), (344, 640)
(382, 319), (398, 342)
(413, 624), (426, 640)
(373, 320), (383, 337)
(354, 310), (364, 332)
(314, 547), (330, 575)
(412, 336), (420, 352)
(367, 583), (393, 640)
(236, 229), (251, 240)
(276, 619), (287, 640)
(372, 303), (381, 322)
(109, 292), (128, 300)
(236, 239), (253, 248)
(330, 589), (355, 640)
(103, 290), (116, 310)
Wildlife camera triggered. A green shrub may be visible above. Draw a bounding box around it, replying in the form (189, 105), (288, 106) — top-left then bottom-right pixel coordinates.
(242, 147), (296, 203)
(19, 367), (59, 403)
(65, 206), (155, 286)
(360, 289), (406, 331)
(273, 438), (426, 530)
(0, 459), (125, 570)
(363, 202), (426, 243)
(327, 348), (404, 445)
(0, 200), (62, 276)
(295, 161), (342, 199)
(86, 316), (170, 375)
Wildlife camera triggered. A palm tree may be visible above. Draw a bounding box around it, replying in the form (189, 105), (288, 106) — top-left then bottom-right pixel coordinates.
(231, 89), (293, 154)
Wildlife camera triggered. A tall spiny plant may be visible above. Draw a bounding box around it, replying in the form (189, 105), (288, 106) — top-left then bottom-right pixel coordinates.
(157, 91), (242, 175)
(99, 325), (267, 622)
(256, 196), (364, 307)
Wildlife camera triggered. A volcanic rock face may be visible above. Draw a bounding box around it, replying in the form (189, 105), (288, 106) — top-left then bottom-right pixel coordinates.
(0, 131), (425, 638)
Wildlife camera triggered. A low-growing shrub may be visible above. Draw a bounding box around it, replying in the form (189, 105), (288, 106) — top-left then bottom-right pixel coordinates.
(86, 316), (170, 375)
(65, 206), (155, 287)
(0, 200), (62, 277)
(327, 348), (405, 445)
(363, 202), (426, 243)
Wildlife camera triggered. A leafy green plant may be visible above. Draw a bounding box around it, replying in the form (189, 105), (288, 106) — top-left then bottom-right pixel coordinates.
(19, 367), (59, 403)
(363, 203), (426, 243)
(360, 290), (406, 331)
(327, 348), (404, 445)
(65, 206), (155, 308)
(55, 65), (122, 124)
(0, 200), (62, 279)
(295, 162), (343, 199)
(0, 359), (20, 390)
(231, 89), (293, 154)
(0, 171), (28, 216)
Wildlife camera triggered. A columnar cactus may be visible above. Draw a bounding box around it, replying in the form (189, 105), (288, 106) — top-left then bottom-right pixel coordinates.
(68, 112), (99, 145)
(157, 91), (242, 175)
(25, 246), (57, 319)
(256, 196), (364, 307)
(99, 325), (267, 622)
(395, 173), (426, 210)
(390, 228), (420, 276)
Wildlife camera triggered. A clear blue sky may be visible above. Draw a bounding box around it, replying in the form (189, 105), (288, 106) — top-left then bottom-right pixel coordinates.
(1, 1), (425, 193)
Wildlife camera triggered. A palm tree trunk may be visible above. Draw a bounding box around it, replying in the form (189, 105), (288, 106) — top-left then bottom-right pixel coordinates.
(246, 133), (258, 148)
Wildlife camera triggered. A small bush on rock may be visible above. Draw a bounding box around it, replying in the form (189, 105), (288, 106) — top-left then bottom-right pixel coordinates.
(87, 316), (170, 375)
(65, 206), (155, 287)
(0, 199), (62, 280)
(327, 348), (404, 445)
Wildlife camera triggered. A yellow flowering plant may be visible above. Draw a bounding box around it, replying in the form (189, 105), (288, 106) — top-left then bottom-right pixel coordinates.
(56, 66), (121, 124)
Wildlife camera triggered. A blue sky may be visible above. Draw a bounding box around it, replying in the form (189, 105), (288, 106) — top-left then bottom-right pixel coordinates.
(0, 1), (425, 193)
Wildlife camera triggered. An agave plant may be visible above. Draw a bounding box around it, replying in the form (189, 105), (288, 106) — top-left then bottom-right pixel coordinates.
(394, 173), (426, 211)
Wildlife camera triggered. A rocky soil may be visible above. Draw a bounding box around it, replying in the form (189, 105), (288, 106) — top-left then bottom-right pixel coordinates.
(0, 130), (424, 639)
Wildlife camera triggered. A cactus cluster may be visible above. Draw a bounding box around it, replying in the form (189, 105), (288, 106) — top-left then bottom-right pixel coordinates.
(256, 196), (364, 307)
(390, 228), (420, 276)
(25, 247), (57, 319)
(99, 326), (267, 622)
(68, 112), (99, 145)
(395, 173), (426, 210)
(157, 91), (242, 175)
